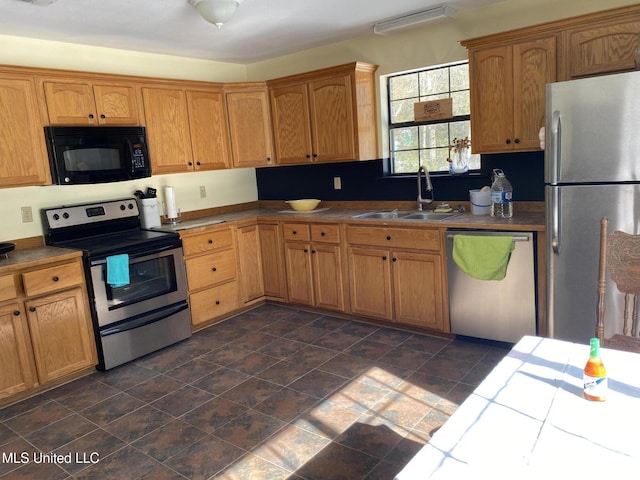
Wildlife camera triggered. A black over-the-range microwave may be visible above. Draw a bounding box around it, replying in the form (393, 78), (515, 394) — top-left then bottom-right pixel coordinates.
(45, 126), (152, 185)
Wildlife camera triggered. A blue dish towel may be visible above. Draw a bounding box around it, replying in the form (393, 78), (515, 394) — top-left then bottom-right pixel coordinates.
(106, 254), (130, 288)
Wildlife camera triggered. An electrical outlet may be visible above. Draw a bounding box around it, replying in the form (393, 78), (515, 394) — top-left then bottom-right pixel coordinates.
(199, 185), (206, 198)
(333, 177), (342, 190)
(21, 206), (33, 223)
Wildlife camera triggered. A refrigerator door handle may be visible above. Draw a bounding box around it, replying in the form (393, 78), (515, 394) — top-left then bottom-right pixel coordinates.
(548, 110), (562, 184)
(550, 187), (562, 255)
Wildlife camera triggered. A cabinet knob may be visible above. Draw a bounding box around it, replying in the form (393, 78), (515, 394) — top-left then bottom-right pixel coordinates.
(306, 154), (311, 159)
(311, 250), (316, 254)
(100, 114), (106, 119)
(13, 310), (20, 316)
(382, 256), (387, 261)
(266, 157), (272, 162)
(514, 138), (520, 144)
(88, 114), (94, 119)
(212, 267), (217, 272)
(292, 231), (297, 235)
(313, 153), (318, 158)
(320, 232), (326, 236)
(196, 161), (201, 166)
(29, 306), (36, 312)
(392, 257), (397, 262)
(208, 239), (213, 244)
(52, 276), (59, 282)
(386, 235), (391, 241)
(188, 162), (193, 166)
(215, 300), (220, 305)
(304, 249), (308, 253)
(505, 139), (511, 145)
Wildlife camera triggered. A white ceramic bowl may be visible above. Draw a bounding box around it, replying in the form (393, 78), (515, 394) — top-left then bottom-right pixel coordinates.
(286, 199), (321, 211)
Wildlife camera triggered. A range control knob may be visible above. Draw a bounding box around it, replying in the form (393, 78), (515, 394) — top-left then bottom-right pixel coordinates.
(128, 203), (134, 209)
(63, 212), (70, 219)
(53, 214), (60, 221)
(120, 204), (126, 211)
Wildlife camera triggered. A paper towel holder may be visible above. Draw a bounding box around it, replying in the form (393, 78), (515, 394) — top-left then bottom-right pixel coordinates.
(163, 207), (181, 225)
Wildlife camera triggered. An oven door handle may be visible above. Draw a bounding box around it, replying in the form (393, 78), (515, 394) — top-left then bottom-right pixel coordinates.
(91, 243), (180, 266)
(100, 302), (188, 337)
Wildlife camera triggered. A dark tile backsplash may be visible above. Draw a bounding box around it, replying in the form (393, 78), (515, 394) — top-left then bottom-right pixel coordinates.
(256, 151), (545, 202)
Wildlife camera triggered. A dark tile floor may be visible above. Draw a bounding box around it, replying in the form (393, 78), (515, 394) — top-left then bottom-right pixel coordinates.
(0, 304), (508, 480)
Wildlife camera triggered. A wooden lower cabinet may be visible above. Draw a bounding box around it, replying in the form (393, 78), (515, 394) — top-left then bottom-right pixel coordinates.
(0, 302), (38, 400)
(25, 287), (96, 384)
(0, 255), (97, 405)
(392, 250), (444, 331)
(259, 223), (287, 301)
(181, 225), (241, 329)
(347, 247), (393, 320)
(190, 281), (239, 327)
(237, 224), (265, 304)
(283, 222), (345, 312)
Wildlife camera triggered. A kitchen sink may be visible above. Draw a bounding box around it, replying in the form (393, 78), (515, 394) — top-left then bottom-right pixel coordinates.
(351, 211), (408, 219)
(403, 212), (458, 220)
(351, 210), (459, 221)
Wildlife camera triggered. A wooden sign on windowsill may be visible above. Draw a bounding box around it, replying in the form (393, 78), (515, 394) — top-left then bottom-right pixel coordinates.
(414, 98), (453, 121)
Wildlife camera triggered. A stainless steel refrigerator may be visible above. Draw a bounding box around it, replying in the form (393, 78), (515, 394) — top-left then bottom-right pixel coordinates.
(545, 71), (640, 344)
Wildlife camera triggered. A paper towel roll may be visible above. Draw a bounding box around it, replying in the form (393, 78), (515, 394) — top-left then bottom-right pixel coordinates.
(164, 186), (178, 219)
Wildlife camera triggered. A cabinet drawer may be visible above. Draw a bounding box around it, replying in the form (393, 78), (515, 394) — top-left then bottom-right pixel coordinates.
(346, 225), (440, 251)
(283, 223), (310, 241)
(310, 224), (340, 243)
(0, 275), (17, 302)
(22, 262), (83, 297)
(185, 250), (236, 291)
(182, 228), (233, 256)
(190, 281), (239, 326)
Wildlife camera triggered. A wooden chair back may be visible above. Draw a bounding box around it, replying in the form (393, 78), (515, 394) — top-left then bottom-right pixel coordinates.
(596, 217), (640, 353)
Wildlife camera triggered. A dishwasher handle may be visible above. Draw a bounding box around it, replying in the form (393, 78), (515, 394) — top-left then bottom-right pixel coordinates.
(446, 234), (530, 242)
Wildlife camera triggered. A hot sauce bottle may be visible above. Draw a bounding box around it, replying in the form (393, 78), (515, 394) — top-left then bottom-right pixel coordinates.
(583, 338), (607, 401)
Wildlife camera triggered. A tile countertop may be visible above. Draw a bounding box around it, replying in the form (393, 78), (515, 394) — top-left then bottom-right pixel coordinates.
(152, 207), (545, 233)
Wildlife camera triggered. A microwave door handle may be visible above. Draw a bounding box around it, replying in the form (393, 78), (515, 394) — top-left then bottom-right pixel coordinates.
(125, 139), (135, 172)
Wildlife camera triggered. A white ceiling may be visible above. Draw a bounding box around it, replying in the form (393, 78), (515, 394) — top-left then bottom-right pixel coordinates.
(0, 0), (503, 64)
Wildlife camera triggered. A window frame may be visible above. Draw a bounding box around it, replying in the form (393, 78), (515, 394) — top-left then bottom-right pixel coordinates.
(386, 61), (479, 176)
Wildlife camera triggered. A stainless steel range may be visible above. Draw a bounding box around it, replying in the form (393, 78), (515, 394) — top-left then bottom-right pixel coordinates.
(43, 198), (191, 370)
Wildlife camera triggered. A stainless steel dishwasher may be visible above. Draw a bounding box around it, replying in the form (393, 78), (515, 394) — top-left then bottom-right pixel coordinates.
(445, 229), (537, 343)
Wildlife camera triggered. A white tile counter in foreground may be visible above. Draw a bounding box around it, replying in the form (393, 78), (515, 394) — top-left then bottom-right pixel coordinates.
(395, 336), (640, 479)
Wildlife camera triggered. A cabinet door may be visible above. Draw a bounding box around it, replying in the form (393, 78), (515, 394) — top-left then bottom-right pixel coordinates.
(512, 37), (557, 151)
(469, 46), (514, 153)
(186, 90), (231, 171)
(237, 224), (265, 303)
(92, 84), (139, 125)
(308, 74), (356, 162)
(347, 246), (392, 320)
(392, 251), (444, 331)
(567, 19), (640, 78)
(312, 244), (345, 312)
(259, 223), (287, 301)
(25, 288), (96, 384)
(226, 89), (274, 167)
(42, 81), (98, 125)
(270, 83), (313, 164)
(0, 303), (38, 400)
(190, 281), (239, 327)
(284, 242), (314, 306)
(0, 76), (51, 187)
(141, 87), (194, 174)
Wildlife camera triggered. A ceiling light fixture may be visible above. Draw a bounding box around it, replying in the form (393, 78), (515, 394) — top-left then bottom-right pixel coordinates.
(189, 0), (242, 29)
(373, 4), (456, 35)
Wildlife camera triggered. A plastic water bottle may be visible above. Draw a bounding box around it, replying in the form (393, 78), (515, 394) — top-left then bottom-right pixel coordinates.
(490, 169), (513, 218)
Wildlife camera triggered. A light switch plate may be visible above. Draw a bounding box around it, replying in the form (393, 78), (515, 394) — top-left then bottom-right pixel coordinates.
(21, 206), (33, 223)
(333, 177), (342, 190)
(199, 186), (206, 198)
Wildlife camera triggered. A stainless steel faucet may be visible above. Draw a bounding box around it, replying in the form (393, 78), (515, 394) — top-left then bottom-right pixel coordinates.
(416, 165), (434, 211)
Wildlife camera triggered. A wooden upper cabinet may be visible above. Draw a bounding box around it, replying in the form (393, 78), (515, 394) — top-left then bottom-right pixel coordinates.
(308, 73), (356, 163)
(270, 83), (313, 164)
(567, 18), (640, 78)
(141, 86), (194, 174)
(467, 36), (556, 154)
(268, 62), (378, 165)
(43, 81), (139, 125)
(0, 74), (51, 188)
(225, 84), (274, 168)
(186, 89), (231, 171)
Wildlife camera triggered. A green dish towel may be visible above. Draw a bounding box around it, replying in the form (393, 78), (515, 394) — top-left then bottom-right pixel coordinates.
(452, 235), (515, 281)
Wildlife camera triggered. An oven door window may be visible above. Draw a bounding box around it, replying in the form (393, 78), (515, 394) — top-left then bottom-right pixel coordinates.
(63, 146), (124, 172)
(105, 255), (177, 310)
